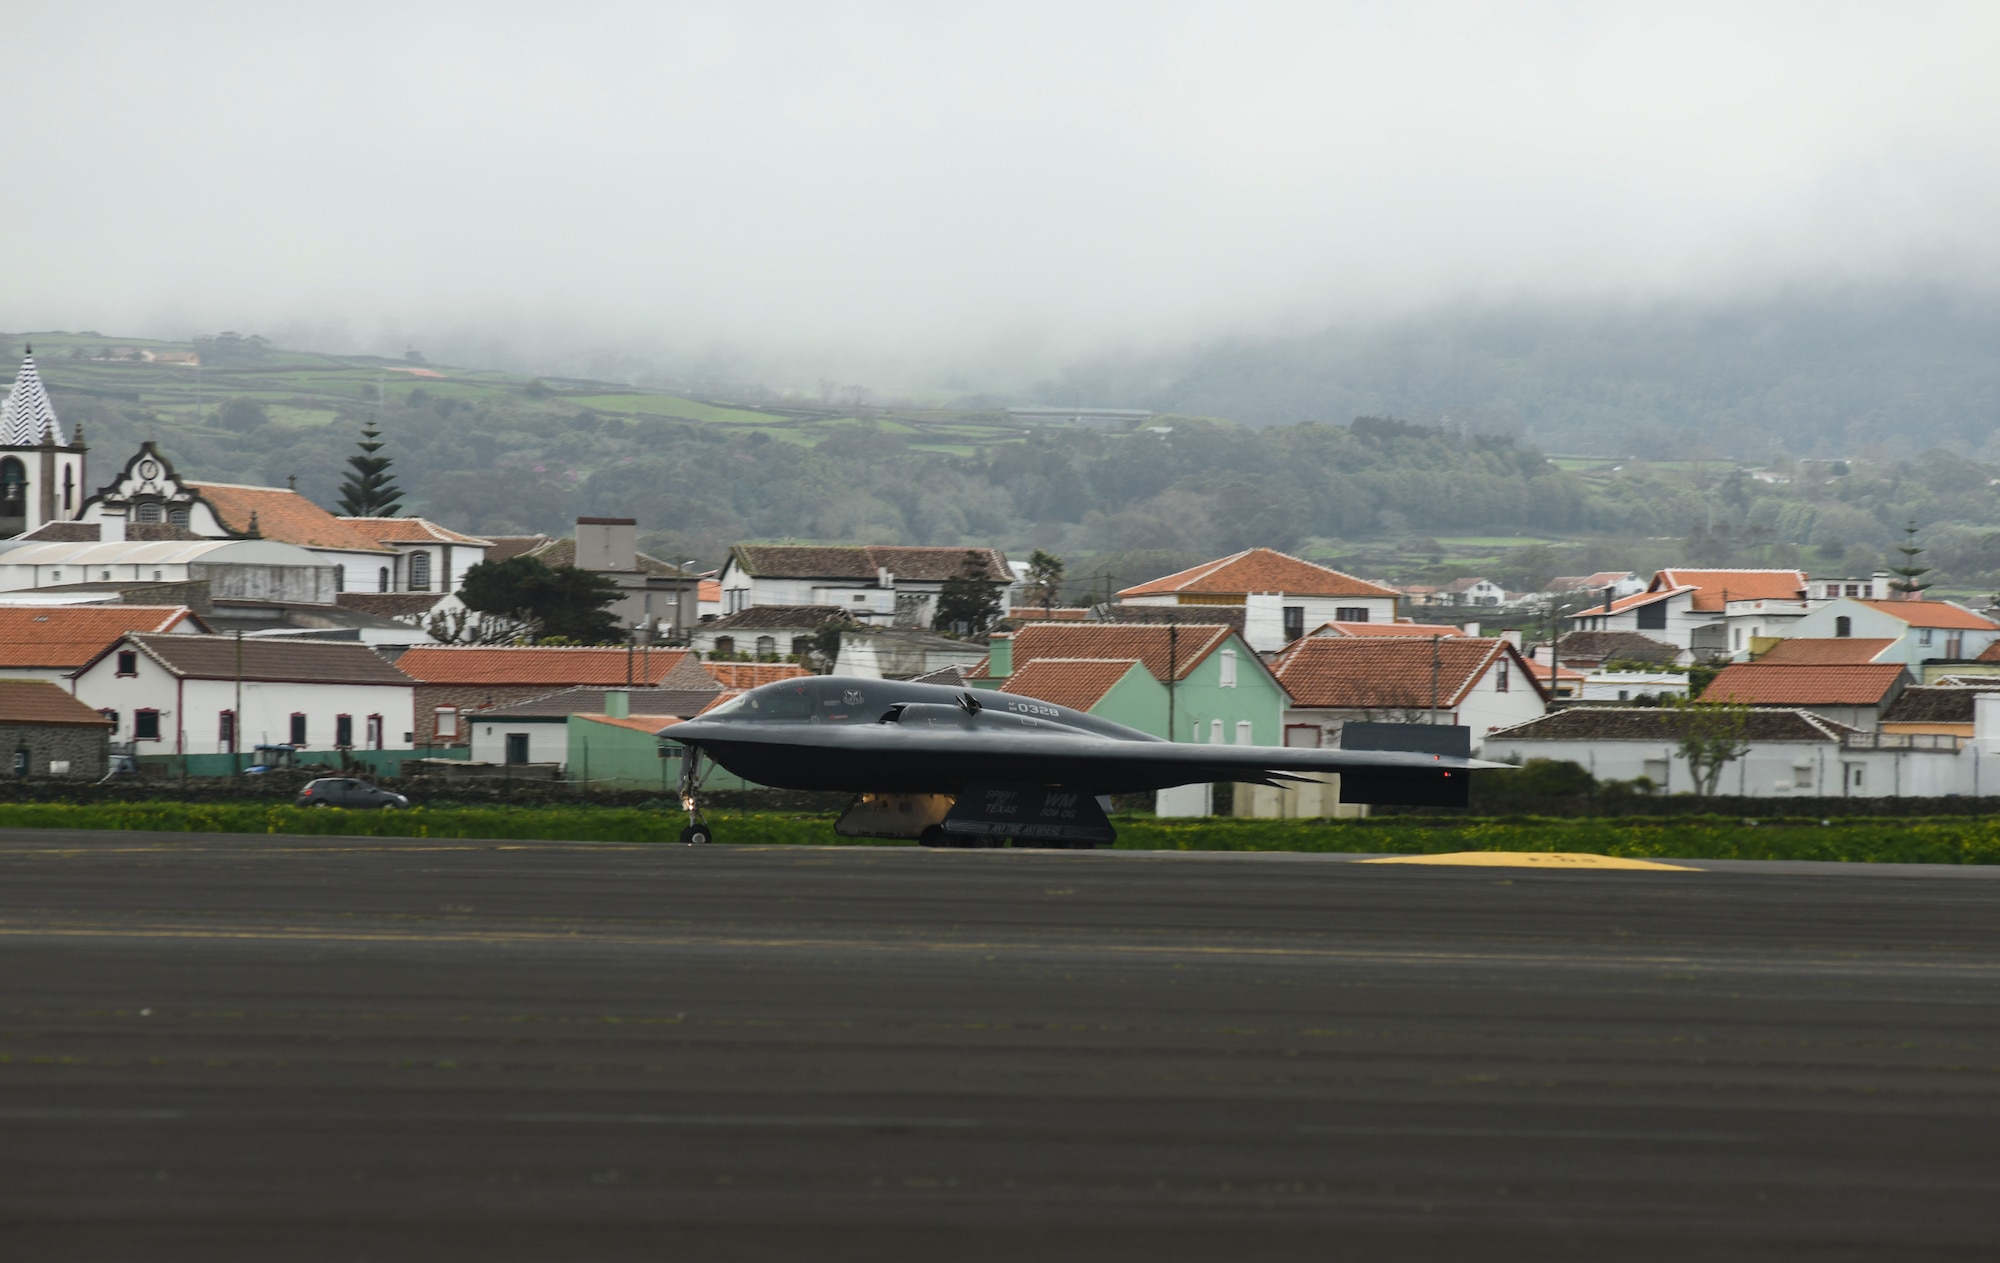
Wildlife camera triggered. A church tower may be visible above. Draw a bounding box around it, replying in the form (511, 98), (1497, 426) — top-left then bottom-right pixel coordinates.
(0, 348), (88, 539)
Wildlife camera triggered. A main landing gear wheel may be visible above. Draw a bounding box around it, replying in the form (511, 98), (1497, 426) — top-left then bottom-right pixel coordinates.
(678, 746), (712, 845)
(680, 822), (712, 846)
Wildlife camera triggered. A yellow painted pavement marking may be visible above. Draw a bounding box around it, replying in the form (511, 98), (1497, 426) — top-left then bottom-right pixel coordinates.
(1360, 851), (1697, 872)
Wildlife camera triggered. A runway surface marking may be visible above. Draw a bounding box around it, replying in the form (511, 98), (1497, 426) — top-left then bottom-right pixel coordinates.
(1360, 851), (1698, 871)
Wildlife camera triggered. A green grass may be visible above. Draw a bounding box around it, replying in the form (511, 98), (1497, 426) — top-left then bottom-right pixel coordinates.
(5, 803), (2000, 864)
(570, 394), (794, 425)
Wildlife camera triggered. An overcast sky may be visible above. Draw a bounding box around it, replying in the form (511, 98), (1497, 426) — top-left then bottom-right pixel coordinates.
(2, 2), (1995, 387)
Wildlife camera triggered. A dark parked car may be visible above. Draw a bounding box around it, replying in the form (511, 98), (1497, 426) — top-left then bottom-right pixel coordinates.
(296, 778), (409, 810)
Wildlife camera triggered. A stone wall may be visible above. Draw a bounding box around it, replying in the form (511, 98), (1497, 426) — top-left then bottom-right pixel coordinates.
(1, 723), (109, 779)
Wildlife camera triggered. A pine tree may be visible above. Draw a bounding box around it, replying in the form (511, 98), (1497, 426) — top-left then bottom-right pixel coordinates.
(1888, 519), (1932, 600)
(336, 424), (403, 517)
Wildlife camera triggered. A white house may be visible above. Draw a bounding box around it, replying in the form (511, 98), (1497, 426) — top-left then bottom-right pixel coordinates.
(0, 605), (207, 683)
(1438, 577), (1508, 607)
(71, 632), (416, 756)
(719, 544), (1012, 628)
(1780, 598), (2000, 666)
(1567, 569), (1808, 656)
(1116, 548), (1401, 652)
(1485, 705), (1972, 799)
(1543, 571), (1646, 603)
(1268, 634), (1547, 754)
(337, 517), (491, 597)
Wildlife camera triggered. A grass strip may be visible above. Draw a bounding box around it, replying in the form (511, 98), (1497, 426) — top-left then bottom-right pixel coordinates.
(3, 803), (2000, 863)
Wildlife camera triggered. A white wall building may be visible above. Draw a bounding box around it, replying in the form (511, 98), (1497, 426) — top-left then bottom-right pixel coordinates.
(1781, 598), (2000, 666)
(1268, 635), (1547, 754)
(0, 537), (336, 602)
(70, 632), (416, 755)
(1116, 548), (1401, 652)
(720, 544), (1013, 628)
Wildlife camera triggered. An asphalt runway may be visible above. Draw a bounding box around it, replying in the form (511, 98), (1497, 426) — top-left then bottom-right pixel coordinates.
(2, 829), (1998, 1261)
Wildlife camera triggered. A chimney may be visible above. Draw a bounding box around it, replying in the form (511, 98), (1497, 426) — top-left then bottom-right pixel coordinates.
(604, 690), (630, 719)
(1461, 622), (1480, 638)
(877, 565), (893, 589)
(986, 633), (1013, 678)
(1501, 628), (1523, 649)
(1603, 586), (1614, 612)
(575, 517), (636, 572)
(100, 508), (126, 544)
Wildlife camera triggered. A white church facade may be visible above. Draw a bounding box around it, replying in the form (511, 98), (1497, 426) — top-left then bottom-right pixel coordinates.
(0, 350), (89, 540)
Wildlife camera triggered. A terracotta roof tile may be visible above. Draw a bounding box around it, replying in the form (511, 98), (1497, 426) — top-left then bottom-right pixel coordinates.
(1005, 623), (1236, 682)
(1564, 586), (1697, 619)
(1490, 707), (1855, 743)
(730, 544), (1010, 583)
(187, 482), (393, 554)
(1271, 636), (1539, 709)
(1754, 638), (1896, 665)
(0, 679), (116, 726)
(998, 658), (1143, 712)
(699, 605), (852, 632)
(0, 606), (205, 670)
(701, 661), (811, 688)
(395, 645), (697, 687)
(1118, 548), (1397, 599)
(1551, 631), (1681, 664)
(1880, 685), (2000, 725)
(1095, 606), (1246, 633)
(476, 686), (720, 718)
(572, 713), (688, 734)
(1314, 620), (1466, 638)
(337, 517), (494, 546)
(1653, 568), (1807, 612)
(1702, 662), (1907, 706)
(1851, 599), (2000, 631)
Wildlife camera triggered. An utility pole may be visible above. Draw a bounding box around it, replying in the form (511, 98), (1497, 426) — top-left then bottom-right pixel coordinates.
(1167, 623), (1178, 741)
(233, 631), (244, 775)
(1430, 635), (1441, 723)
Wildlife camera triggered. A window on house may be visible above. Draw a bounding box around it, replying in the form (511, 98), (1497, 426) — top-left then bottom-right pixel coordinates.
(1948, 635), (1963, 658)
(1210, 718), (1224, 744)
(1848, 764), (1865, 790)
(755, 635), (777, 657)
(366, 715), (384, 750)
(1642, 757), (1669, 789)
(136, 502), (161, 523)
(0, 458), (25, 517)
(290, 713), (307, 746)
(334, 565), (345, 593)
(1617, 689), (1629, 701)
(99, 709), (119, 731)
(1835, 616), (1851, 638)
(1794, 763), (1814, 789)
(791, 637), (811, 656)
(1283, 607), (1305, 641)
(1733, 628), (1743, 650)
(1920, 628), (1933, 647)
(434, 707), (460, 739)
(116, 651), (138, 676)
(1637, 602), (1667, 630)
(1283, 724), (1321, 748)
(219, 710), (236, 753)
(505, 733), (530, 764)
(1235, 720), (1252, 747)
(1845, 584), (1860, 597)
(378, 567), (390, 593)
(152, 570), (162, 580)
(1825, 585), (1838, 598)
(852, 594), (866, 603)
(1191, 721), (1205, 743)
(409, 552), (431, 591)
(335, 715), (354, 748)
(133, 709), (161, 741)
(1495, 662), (1509, 692)
(168, 506), (188, 527)
(715, 636), (735, 656)
(1219, 648), (1238, 687)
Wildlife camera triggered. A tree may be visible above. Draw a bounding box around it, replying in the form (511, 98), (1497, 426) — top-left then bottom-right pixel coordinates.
(931, 550), (1004, 637)
(1025, 548), (1065, 612)
(217, 398), (268, 433)
(458, 554), (625, 645)
(1668, 696), (1751, 796)
(1888, 519), (1932, 599)
(335, 423), (403, 517)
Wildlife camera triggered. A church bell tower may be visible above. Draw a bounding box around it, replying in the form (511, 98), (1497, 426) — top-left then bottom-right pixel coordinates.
(0, 347), (88, 539)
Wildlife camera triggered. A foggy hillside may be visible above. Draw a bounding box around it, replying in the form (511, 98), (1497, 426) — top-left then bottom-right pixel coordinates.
(1036, 282), (2000, 461)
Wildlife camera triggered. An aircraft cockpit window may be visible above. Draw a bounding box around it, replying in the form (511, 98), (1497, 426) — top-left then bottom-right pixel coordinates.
(757, 688), (814, 719)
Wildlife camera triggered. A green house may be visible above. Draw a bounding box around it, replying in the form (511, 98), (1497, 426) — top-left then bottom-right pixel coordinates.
(979, 623), (1288, 744)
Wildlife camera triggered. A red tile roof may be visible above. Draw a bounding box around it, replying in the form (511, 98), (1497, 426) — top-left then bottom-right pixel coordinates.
(337, 517), (493, 546)
(395, 645), (695, 687)
(188, 482), (393, 554)
(1852, 599), (2000, 631)
(118, 633), (414, 685)
(701, 661), (811, 688)
(1754, 638), (1897, 665)
(1703, 663), (1907, 706)
(1314, 620), (1467, 638)
(1118, 548), (1397, 600)
(1652, 569), (1807, 612)
(1271, 636), (1540, 709)
(572, 713), (689, 734)
(0, 606), (205, 670)
(1004, 623), (1237, 682)
(0, 679), (115, 726)
(998, 658), (1144, 712)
